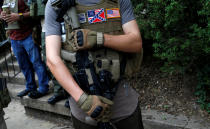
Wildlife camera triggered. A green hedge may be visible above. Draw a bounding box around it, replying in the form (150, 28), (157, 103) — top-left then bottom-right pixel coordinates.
(132, 0), (210, 112)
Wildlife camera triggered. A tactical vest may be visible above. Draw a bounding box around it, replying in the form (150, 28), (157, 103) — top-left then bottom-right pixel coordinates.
(62, 0), (143, 83)
(3, 0), (22, 29)
(3, 0), (18, 13)
(30, 0), (46, 17)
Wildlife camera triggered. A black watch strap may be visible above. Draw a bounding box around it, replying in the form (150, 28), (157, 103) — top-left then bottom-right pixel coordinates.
(19, 13), (24, 21)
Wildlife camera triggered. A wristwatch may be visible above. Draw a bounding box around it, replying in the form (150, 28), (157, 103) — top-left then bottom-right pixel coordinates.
(18, 13), (24, 21)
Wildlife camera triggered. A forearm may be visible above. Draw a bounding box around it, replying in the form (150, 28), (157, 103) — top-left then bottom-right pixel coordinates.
(21, 12), (30, 18)
(47, 57), (83, 101)
(104, 33), (142, 53)
(103, 20), (142, 53)
(46, 35), (83, 102)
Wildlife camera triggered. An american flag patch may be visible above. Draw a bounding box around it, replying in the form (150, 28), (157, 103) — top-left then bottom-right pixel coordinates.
(87, 8), (106, 24)
(106, 8), (121, 19)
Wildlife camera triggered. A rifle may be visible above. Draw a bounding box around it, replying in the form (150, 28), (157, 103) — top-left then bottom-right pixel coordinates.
(73, 50), (116, 129)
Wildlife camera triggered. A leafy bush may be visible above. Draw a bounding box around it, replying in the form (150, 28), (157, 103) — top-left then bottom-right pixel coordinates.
(196, 65), (210, 113)
(132, 0), (210, 112)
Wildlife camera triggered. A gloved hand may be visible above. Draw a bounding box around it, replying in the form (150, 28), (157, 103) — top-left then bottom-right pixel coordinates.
(77, 93), (113, 121)
(69, 29), (104, 51)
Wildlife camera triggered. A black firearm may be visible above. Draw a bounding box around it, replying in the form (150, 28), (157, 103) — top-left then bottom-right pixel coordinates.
(73, 50), (116, 129)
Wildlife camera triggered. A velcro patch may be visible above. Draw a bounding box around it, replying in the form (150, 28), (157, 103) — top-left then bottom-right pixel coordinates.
(78, 13), (86, 23)
(87, 8), (106, 24)
(106, 8), (121, 19)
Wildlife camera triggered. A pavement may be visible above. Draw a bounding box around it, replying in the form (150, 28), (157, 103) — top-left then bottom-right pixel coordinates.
(4, 100), (74, 129)
(4, 99), (210, 129)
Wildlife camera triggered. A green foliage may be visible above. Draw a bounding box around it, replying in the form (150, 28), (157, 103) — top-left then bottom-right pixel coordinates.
(196, 65), (210, 113)
(132, 0), (210, 112)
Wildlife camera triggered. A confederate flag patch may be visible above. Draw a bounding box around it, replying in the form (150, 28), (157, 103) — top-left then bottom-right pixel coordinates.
(87, 8), (106, 24)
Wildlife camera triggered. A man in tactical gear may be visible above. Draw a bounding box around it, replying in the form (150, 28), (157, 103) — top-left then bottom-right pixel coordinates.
(45, 0), (144, 128)
(0, 0), (49, 99)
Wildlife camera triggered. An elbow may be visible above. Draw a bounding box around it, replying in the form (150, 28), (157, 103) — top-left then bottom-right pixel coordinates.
(46, 58), (53, 69)
(46, 56), (56, 70)
(46, 55), (62, 70)
(133, 36), (142, 53)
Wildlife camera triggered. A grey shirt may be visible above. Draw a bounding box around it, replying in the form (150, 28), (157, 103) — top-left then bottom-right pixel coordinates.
(45, 0), (139, 125)
(45, 0), (135, 36)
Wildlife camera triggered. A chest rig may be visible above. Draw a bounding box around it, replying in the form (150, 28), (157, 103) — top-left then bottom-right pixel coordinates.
(62, 0), (143, 85)
(63, 0), (122, 83)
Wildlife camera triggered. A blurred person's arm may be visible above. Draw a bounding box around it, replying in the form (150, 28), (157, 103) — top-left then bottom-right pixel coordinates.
(2, 12), (30, 23)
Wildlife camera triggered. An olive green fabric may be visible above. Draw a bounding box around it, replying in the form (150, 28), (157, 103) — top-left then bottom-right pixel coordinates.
(0, 78), (11, 110)
(75, 0), (122, 34)
(63, 0), (122, 83)
(3, 0), (18, 13)
(30, 0), (45, 17)
(3, 0), (20, 30)
(52, 77), (66, 96)
(37, 0), (45, 16)
(63, 0), (143, 80)
(32, 24), (42, 46)
(41, 32), (46, 61)
(124, 49), (143, 78)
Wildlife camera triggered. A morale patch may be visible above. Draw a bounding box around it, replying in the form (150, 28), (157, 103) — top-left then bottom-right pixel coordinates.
(87, 8), (106, 24)
(78, 13), (86, 24)
(106, 8), (121, 19)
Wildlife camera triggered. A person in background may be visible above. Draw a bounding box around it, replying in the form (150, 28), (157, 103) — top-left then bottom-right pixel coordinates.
(0, 0), (49, 99)
(34, 0), (70, 107)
